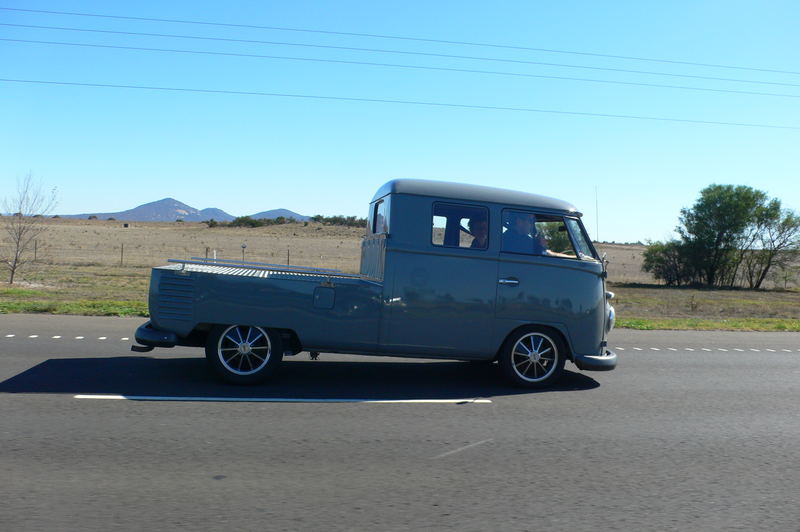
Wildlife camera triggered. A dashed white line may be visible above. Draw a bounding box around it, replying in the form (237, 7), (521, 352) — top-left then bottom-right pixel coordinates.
(4, 334), (13, 338)
(98, 337), (107, 340)
(702, 348), (712, 352)
(750, 348), (761, 352)
(121, 337), (129, 341)
(734, 348), (745, 352)
(782, 349), (792, 352)
(28, 335), (38, 338)
(75, 336), (84, 340)
(718, 348), (728, 352)
(650, 347), (660, 351)
(685, 348), (695, 351)
(615, 347), (625, 351)
(667, 348), (678, 351)
(52, 335), (61, 339)
(766, 349), (776, 352)
(633, 347), (643, 351)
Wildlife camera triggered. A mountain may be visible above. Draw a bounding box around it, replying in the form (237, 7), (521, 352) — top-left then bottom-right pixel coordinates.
(248, 208), (309, 221)
(61, 198), (230, 222)
(61, 199), (308, 223)
(198, 208), (235, 222)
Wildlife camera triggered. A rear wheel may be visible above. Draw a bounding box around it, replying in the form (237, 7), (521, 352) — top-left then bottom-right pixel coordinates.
(205, 324), (283, 384)
(498, 326), (566, 388)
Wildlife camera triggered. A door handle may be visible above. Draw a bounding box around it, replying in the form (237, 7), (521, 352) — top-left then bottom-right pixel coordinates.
(498, 278), (520, 286)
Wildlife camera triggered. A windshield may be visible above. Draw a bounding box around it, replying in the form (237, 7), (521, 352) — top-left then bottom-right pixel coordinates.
(565, 218), (597, 260)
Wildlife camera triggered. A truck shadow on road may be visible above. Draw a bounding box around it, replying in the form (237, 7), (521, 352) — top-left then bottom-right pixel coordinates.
(0, 356), (600, 399)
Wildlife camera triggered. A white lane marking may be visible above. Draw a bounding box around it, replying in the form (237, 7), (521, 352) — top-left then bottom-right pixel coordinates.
(685, 348), (695, 351)
(28, 335), (38, 338)
(766, 349), (776, 352)
(98, 337), (107, 340)
(750, 348), (761, 352)
(667, 348), (677, 351)
(615, 347), (625, 351)
(121, 337), (129, 341)
(52, 335), (61, 339)
(75, 336), (84, 340)
(782, 349), (792, 352)
(650, 348), (660, 351)
(434, 438), (494, 459)
(702, 348), (712, 352)
(718, 348), (728, 352)
(633, 347), (643, 351)
(734, 348), (744, 352)
(4, 334), (14, 338)
(74, 395), (492, 404)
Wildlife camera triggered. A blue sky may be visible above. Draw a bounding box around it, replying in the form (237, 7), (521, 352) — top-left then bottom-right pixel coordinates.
(1, 0), (798, 243)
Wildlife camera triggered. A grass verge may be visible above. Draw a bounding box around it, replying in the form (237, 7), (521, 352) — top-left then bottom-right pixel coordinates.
(617, 317), (800, 332)
(0, 298), (148, 317)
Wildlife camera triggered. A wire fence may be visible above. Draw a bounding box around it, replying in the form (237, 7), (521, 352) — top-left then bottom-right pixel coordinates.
(5, 241), (363, 273)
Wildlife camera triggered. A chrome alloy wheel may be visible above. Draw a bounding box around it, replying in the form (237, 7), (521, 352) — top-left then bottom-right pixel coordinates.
(510, 332), (558, 383)
(216, 325), (272, 376)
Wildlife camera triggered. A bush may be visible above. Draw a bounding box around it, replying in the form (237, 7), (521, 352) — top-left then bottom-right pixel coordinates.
(310, 214), (367, 227)
(642, 240), (694, 286)
(229, 216), (264, 228)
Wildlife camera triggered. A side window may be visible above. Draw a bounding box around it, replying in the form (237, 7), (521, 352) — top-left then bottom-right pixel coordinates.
(502, 210), (577, 258)
(371, 199), (389, 234)
(431, 203), (489, 249)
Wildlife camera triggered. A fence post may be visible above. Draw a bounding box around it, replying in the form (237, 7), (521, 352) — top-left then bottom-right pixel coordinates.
(120, 243), (124, 266)
(287, 248), (290, 265)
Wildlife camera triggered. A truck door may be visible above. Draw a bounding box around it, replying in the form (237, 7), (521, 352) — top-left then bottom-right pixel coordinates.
(496, 210), (606, 356)
(381, 203), (497, 358)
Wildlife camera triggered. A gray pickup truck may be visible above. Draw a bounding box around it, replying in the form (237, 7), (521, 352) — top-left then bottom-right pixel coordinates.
(134, 179), (616, 388)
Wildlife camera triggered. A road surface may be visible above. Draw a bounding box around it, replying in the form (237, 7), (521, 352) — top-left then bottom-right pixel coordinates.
(1, 314), (799, 531)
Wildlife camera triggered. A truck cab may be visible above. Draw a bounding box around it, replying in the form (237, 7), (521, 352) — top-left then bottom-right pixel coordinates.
(134, 179), (616, 388)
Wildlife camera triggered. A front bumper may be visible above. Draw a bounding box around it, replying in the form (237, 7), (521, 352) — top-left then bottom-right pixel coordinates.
(573, 349), (617, 371)
(133, 321), (178, 349)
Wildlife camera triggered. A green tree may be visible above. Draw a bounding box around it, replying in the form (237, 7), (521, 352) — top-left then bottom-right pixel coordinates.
(677, 184), (767, 286)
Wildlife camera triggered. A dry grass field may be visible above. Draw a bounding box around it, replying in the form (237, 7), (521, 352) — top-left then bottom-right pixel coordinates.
(2, 218), (798, 329)
(26, 217), (365, 271)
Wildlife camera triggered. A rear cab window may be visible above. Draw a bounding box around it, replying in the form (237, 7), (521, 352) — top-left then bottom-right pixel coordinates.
(368, 198), (390, 235)
(431, 203), (489, 250)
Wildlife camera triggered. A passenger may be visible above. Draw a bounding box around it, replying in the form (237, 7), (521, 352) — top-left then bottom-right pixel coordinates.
(468, 217), (489, 249)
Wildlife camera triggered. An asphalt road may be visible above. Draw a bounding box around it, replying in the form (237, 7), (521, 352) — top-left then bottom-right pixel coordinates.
(1, 314), (799, 531)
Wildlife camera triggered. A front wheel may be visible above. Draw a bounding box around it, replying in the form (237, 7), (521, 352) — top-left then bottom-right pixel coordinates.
(498, 326), (566, 388)
(205, 324), (283, 384)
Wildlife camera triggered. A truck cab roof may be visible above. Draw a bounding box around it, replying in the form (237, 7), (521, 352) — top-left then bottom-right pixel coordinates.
(372, 179), (580, 216)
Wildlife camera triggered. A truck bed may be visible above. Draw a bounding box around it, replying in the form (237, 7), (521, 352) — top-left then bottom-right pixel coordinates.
(161, 258), (374, 281)
(149, 258), (383, 353)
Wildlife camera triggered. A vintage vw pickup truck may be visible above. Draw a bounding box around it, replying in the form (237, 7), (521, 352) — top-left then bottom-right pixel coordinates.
(133, 179), (616, 388)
